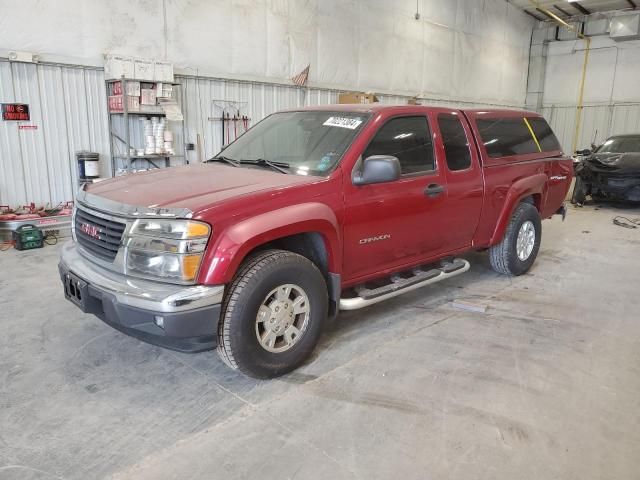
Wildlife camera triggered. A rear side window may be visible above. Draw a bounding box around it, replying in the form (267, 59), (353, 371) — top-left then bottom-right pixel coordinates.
(527, 117), (561, 152)
(438, 114), (472, 171)
(476, 118), (539, 158)
(363, 116), (434, 175)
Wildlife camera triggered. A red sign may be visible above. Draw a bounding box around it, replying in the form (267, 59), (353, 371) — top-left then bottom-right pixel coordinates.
(2, 103), (30, 121)
(18, 125), (37, 130)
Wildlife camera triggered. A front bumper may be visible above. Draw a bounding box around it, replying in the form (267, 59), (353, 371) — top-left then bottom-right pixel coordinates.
(58, 241), (224, 352)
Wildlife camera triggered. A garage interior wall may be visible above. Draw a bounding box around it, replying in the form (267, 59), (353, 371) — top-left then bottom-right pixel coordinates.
(527, 21), (640, 153)
(0, 0), (534, 206)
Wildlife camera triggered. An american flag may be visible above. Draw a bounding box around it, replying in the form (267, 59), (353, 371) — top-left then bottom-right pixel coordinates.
(292, 64), (310, 87)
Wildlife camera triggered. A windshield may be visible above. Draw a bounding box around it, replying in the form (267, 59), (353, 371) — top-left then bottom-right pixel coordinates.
(216, 111), (369, 176)
(596, 136), (640, 154)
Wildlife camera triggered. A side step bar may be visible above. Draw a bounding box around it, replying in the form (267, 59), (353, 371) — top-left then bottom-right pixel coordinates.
(339, 258), (470, 311)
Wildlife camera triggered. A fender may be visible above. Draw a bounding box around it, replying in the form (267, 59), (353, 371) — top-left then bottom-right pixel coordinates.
(489, 173), (547, 246)
(198, 202), (341, 285)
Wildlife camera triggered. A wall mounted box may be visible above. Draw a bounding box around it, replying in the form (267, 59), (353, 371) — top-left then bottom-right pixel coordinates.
(610, 13), (640, 41)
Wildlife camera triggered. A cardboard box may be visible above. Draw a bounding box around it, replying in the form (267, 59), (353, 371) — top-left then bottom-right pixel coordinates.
(154, 61), (174, 82)
(104, 55), (134, 80)
(108, 95), (140, 113)
(338, 92), (379, 104)
(140, 89), (157, 106)
(112, 80), (140, 97)
(156, 82), (174, 99)
(134, 59), (154, 81)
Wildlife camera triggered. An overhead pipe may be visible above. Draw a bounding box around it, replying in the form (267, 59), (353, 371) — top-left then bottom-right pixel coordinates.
(528, 0), (591, 152)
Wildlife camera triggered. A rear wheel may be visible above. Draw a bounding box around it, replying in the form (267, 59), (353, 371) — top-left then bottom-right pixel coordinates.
(217, 249), (328, 378)
(489, 202), (541, 276)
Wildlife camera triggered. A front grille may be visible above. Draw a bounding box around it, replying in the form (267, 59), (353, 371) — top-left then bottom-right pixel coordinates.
(75, 207), (126, 262)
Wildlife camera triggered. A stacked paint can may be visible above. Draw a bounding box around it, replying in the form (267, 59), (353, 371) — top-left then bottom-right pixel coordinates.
(140, 116), (175, 156)
(76, 151), (100, 180)
(141, 116), (174, 156)
(163, 130), (175, 155)
(153, 117), (164, 155)
(142, 118), (155, 155)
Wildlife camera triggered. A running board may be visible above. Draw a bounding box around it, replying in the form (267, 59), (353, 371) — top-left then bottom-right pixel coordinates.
(339, 258), (470, 311)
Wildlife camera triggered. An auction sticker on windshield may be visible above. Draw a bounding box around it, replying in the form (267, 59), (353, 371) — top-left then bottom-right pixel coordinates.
(323, 117), (363, 130)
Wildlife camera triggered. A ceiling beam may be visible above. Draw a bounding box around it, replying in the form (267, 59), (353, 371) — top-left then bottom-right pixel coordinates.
(536, 7), (560, 20)
(524, 9), (545, 20)
(553, 4), (571, 16)
(571, 2), (591, 15)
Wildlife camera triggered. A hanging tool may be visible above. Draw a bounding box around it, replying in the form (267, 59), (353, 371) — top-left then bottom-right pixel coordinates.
(221, 108), (225, 149)
(233, 110), (238, 141)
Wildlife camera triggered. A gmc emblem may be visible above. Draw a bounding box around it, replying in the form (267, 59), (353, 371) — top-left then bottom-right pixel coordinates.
(80, 223), (100, 240)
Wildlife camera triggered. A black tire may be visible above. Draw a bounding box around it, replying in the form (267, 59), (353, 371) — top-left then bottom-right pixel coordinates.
(489, 202), (541, 276)
(571, 177), (587, 205)
(217, 249), (328, 378)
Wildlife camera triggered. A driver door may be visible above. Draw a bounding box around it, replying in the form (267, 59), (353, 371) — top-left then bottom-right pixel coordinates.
(342, 115), (449, 282)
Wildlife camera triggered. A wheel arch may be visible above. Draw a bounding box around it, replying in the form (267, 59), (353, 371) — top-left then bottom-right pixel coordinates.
(489, 173), (546, 246)
(198, 203), (341, 287)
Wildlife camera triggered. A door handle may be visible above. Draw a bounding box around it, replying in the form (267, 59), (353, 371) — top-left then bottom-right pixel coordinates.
(424, 183), (445, 197)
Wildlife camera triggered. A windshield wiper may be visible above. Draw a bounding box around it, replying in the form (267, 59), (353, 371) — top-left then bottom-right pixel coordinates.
(239, 158), (291, 174)
(206, 155), (240, 167)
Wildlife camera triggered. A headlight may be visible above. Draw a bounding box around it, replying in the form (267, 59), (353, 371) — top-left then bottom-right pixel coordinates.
(130, 219), (210, 239)
(125, 219), (210, 284)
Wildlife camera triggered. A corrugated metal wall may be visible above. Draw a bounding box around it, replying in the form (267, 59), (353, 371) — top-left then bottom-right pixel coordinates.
(0, 60), (110, 207)
(541, 103), (640, 153)
(1, 60), (526, 207)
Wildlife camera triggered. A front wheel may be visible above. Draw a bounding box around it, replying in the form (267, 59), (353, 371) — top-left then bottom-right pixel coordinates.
(489, 202), (541, 276)
(217, 249), (328, 378)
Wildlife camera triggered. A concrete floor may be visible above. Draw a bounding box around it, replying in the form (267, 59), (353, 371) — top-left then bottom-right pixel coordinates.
(1, 204), (639, 480)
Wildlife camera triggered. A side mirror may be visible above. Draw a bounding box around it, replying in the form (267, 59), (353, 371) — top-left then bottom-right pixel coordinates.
(575, 149), (592, 156)
(353, 155), (401, 186)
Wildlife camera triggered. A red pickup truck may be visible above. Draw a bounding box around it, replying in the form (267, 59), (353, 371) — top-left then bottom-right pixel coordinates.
(59, 105), (572, 378)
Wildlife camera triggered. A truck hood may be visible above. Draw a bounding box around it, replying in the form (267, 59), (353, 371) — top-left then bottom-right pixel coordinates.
(85, 163), (321, 213)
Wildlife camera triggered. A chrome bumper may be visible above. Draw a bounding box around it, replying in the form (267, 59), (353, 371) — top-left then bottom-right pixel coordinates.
(59, 240), (224, 314)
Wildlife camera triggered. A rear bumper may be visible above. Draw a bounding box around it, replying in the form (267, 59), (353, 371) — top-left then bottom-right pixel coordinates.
(58, 241), (224, 352)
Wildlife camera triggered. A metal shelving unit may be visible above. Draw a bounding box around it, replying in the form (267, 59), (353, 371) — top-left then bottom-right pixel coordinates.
(106, 77), (185, 174)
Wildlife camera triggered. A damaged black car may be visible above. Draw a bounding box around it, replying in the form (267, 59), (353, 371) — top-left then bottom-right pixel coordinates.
(572, 134), (640, 205)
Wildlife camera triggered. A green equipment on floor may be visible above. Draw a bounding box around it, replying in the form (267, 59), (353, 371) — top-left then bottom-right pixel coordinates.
(12, 224), (44, 250)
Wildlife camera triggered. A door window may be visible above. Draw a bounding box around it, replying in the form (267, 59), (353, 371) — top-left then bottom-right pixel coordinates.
(438, 114), (472, 171)
(363, 116), (434, 175)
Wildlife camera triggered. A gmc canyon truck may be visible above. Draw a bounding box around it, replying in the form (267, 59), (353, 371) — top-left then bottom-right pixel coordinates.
(59, 105), (572, 378)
